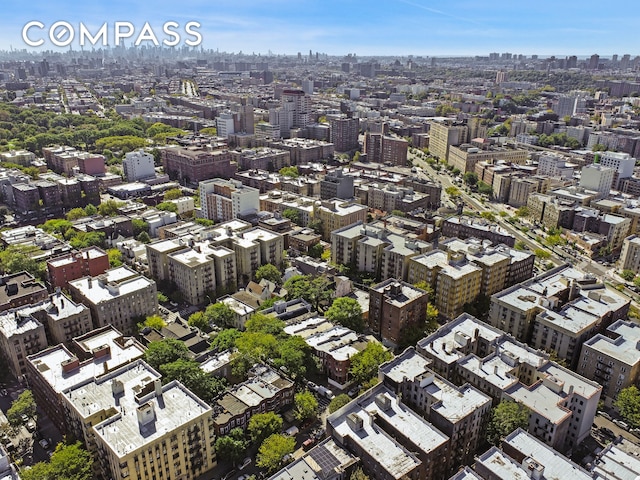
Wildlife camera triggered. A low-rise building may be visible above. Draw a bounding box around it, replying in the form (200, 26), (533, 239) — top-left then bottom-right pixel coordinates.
(0, 272), (48, 312)
(442, 217), (515, 247)
(619, 235), (640, 273)
(212, 365), (294, 435)
(47, 247), (110, 290)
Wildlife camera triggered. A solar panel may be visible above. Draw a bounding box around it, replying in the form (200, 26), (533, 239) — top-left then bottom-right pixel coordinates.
(308, 444), (340, 475)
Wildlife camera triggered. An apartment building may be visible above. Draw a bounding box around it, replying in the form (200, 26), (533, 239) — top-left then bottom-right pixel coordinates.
(122, 149), (156, 182)
(368, 279), (429, 347)
(68, 266), (158, 336)
(27, 325), (146, 434)
(579, 164), (615, 197)
(162, 145), (235, 185)
(442, 217), (515, 247)
(32, 291), (93, 346)
(417, 313), (601, 452)
(488, 265), (629, 367)
(597, 151), (636, 189)
(230, 148), (290, 171)
(537, 153), (576, 179)
(429, 121), (468, 161)
(260, 190), (317, 227)
(199, 178), (260, 222)
(363, 133), (408, 166)
(0, 305), (47, 378)
(331, 222), (431, 281)
(326, 383), (450, 480)
(330, 117), (360, 152)
(380, 348), (492, 468)
(167, 248), (217, 306)
(88, 362), (216, 480)
(441, 238), (535, 293)
(448, 144), (528, 173)
(212, 364), (294, 435)
(366, 184), (431, 213)
(618, 234), (640, 273)
(578, 320), (640, 406)
(0, 272), (48, 312)
(269, 438), (358, 480)
(47, 247), (110, 290)
(320, 170), (355, 200)
(315, 200), (368, 241)
(407, 250), (482, 319)
(0, 149), (35, 166)
(527, 193), (577, 229)
(474, 428), (593, 480)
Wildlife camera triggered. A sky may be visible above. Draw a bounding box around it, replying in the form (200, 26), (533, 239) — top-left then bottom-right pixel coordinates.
(1, 0), (639, 57)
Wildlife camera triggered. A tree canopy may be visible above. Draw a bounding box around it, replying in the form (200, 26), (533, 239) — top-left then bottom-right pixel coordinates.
(486, 401), (530, 445)
(248, 412), (283, 445)
(349, 342), (393, 385)
(6, 390), (36, 426)
(328, 394), (351, 413)
(22, 442), (93, 480)
(210, 328), (241, 351)
(159, 358), (226, 404)
(325, 297), (364, 332)
(256, 434), (296, 473)
(283, 275), (333, 312)
(294, 390), (318, 421)
(143, 338), (191, 371)
(614, 385), (640, 428)
(255, 263), (282, 285)
(214, 428), (247, 466)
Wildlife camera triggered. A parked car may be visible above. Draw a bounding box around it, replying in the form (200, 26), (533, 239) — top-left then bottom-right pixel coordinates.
(630, 428), (640, 437)
(38, 439), (50, 450)
(239, 457), (252, 470)
(302, 438), (317, 451)
(598, 411), (612, 421)
(613, 419), (630, 430)
(26, 421), (36, 432)
(601, 427), (616, 438)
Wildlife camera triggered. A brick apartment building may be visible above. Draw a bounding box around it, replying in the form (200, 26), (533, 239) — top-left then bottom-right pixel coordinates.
(47, 247), (110, 290)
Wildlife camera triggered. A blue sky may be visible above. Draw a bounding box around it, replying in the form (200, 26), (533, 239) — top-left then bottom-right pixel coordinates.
(2, 0), (639, 56)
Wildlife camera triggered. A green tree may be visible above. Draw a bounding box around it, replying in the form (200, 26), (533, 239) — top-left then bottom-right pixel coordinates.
(328, 394), (351, 413)
(132, 218), (150, 237)
(107, 248), (123, 267)
(349, 343), (393, 385)
(159, 358), (226, 404)
(390, 210), (406, 217)
(445, 186), (460, 197)
(614, 385), (640, 428)
(274, 335), (310, 379)
(143, 338), (190, 371)
(620, 270), (636, 282)
(255, 263), (282, 284)
(67, 231), (106, 249)
(477, 181), (493, 196)
(245, 312), (285, 336)
(97, 199), (124, 217)
(294, 390), (319, 422)
(248, 412), (283, 445)
(514, 240), (527, 251)
(211, 328), (242, 351)
(140, 315), (166, 331)
(325, 297), (364, 332)
(204, 302), (235, 328)
(6, 390), (36, 426)
(633, 276), (640, 289)
(463, 171), (478, 186)
(137, 231), (151, 244)
(66, 207), (87, 221)
(515, 206), (530, 218)
(84, 203), (98, 216)
(308, 243), (325, 259)
(281, 208), (300, 226)
(187, 311), (211, 332)
(215, 428), (247, 466)
(279, 166), (299, 178)
(41, 219), (73, 236)
(156, 201), (178, 213)
(235, 331), (279, 363)
(307, 218), (324, 237)
(22, 441), (93, 480)
(0, 245), (46, 280)
(534, 248), (551, 260)
(480, 211), (496, 222)
(256, 434), (296, 473)
(486, 401), (530, 445)
(350, 467), (370, 480)
(283, 275), (333, 312)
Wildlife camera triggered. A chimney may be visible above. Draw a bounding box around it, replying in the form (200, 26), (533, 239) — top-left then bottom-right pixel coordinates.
(112, 379), (124, 397)
(136, 402), (156, 427)
(154, 378), (163, 398)
(61, 356), (80, 373)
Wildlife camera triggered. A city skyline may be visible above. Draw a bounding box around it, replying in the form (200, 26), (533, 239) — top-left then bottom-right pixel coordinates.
(1, 0), (639, 57)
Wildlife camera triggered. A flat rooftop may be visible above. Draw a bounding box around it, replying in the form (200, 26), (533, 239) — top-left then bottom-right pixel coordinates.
(28, 329), (145, 394)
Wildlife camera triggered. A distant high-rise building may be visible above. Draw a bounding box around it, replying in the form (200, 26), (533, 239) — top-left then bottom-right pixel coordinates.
(216, 111), (235, 139)
(588, 53), (600, 70)
(329, 117), (359, 152)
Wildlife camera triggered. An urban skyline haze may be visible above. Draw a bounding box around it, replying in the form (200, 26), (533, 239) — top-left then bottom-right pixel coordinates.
(1, 0), (638, 57)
